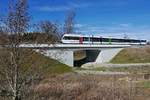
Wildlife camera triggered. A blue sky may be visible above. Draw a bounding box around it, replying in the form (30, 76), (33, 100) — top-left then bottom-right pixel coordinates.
(1, 0), (150, 40)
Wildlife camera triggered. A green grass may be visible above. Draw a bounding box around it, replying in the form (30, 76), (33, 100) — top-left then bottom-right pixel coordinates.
(111, 47), (150, 64)
(94, 66), (150, 74)
(93, 67), (108, 72)
(0, 48), (72, 77)
(23, 49), (73, 76)
(137, 81), (150, 88)
(142, 81), (150, 88)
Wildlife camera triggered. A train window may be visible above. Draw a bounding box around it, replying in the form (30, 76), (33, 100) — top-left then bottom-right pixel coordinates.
(90, 37), (92, 41)
(141, 40), (146, 42)
(91, 37), (100, 42)
(111, 39), (120, 42)
(120, 39), (125, 42)
(64, 36), (79, 40)
(128, 39), (139, 43)
(123, 39), (130, 42)
(135, 40), (140, 43)
(130, 39), (138, 43)
(83, 37), (89, 41)
(120, 39), (126, 42)
(111, 38), (125, 42)
(102, 38), (109, 42)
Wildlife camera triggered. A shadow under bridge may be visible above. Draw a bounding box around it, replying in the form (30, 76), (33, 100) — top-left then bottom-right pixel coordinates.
(74, 50), (101, 67)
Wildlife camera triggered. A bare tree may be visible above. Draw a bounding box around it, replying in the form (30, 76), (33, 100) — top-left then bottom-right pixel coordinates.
(64, 9), (76, 34)
(0, 0), (38, 100)
(36, 20), (60, 43)
(0, 17), (9, 45)
(0, 25), (3, 33)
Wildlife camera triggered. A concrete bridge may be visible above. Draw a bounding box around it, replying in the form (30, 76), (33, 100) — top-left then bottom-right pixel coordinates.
(20, 44), (131, 67)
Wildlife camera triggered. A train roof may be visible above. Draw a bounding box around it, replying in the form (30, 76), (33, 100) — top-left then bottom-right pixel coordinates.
(63, 34), (105, 38)
(63, 34), (82, 37)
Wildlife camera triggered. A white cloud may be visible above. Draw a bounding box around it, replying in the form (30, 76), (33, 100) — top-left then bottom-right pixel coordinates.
(74, 24), (85, 28)
(36, 2), (92, 12)
(75, 23), (150, 40)
(119, 23), (130, 27)
(95, 1), (128, 8)
(69, 2), (92, 8)
(37, 6), (70, 12)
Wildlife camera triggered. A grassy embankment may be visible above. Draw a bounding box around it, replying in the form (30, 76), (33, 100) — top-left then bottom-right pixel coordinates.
(22, 49), (72, 75)
(111, 47), (150, 64)
(0, 48), (72, 77)
(93, 47), (150, 74)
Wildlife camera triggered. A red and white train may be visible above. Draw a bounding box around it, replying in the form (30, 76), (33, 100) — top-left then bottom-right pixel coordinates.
(61, 34), (147, 45)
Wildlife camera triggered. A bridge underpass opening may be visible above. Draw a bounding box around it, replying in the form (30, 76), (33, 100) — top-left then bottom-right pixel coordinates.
(74, 50), (101, 67)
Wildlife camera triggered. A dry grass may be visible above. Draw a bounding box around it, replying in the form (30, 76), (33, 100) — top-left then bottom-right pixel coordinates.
(95, 66), (150, 74)
(29, 73), (150, 100)
(1, 47), (150, 100)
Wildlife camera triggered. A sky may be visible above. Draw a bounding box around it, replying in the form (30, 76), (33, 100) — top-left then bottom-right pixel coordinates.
(0, 0), (150, 40)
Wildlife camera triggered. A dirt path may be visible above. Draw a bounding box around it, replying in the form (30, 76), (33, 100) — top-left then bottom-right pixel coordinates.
(81, 62), (150, 69)
(75, 70), (129, 75)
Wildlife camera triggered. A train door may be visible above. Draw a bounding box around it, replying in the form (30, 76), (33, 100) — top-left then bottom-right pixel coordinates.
(79, 37), (83, 44)
(92, 35), (94, 44)
(100, 36), (102, 44)
(109, 38), (112, 44)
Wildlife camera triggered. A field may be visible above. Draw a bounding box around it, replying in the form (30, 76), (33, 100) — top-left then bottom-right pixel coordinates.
(31, 72), (150, 100)
(0, 47), (150, 100)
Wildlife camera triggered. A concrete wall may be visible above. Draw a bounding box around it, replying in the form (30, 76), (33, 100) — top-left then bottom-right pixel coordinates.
(85, 50), (100, 62)
(36, 49), (74, 66)
(74, 50), (101, 67)
(20, 44), (130, 67)
(35, 48), (123, 67)
(96, 48), (123, 63)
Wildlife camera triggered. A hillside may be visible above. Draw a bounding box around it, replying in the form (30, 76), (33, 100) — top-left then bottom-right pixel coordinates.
(111, 46), (150, 63)
(0, 48), (72, 77)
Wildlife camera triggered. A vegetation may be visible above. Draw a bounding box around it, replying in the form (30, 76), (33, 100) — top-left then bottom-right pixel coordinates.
(137, 81), (150, 88)
(21, 49), (72, 75)
(33, 20), (61, 43)
(32, 73), (134, 100)
(0, 0), (71, 99)
(64, 9), (76, 34)
(111, 47), (150, 63)
(95, 66), (150, 74)
(26, 73), (149, 100)
(0, 48), (72, 99)
(0, 0), (32, 99)
(0, 48), (72, 76)
(0, 0), (149, 100)
(142, 81), (150, 88)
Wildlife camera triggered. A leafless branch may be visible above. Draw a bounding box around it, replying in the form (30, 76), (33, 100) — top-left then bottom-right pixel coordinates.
(64, 9), (76, 34)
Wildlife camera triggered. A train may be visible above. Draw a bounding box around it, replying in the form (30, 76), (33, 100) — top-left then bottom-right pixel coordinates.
(61, 34), (147, 45)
